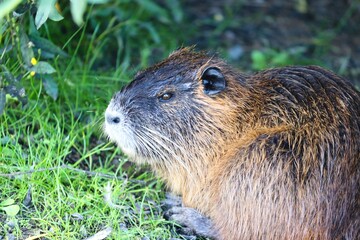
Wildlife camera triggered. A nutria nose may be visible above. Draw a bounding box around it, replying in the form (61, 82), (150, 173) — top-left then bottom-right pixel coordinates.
(105, 111), (121, 124)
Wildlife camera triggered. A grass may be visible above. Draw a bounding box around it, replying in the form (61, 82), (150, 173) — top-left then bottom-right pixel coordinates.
(0, 67), (182, 239)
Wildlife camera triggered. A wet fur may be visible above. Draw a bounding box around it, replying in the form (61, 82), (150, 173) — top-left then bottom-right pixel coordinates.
(106, 48), (360, 239)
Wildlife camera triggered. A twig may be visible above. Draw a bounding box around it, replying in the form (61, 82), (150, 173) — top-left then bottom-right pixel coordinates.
(64, 165), (125, 181)
(0, 164), (145, 184)
(25, 233), (48, 240)
(83, 227), (112, 240)
(0, 166), (61, 178)
(103, 182), (129, 210)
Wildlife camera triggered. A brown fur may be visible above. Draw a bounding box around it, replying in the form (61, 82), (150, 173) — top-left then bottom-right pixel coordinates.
(105, 48), (360, 239)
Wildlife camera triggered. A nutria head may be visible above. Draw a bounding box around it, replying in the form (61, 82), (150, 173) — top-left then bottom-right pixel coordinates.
(104, 48), (249, 174)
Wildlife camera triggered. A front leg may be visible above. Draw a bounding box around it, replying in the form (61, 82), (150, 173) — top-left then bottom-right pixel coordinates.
(165, 206), (218, 239)
(162, 193), (218, 239)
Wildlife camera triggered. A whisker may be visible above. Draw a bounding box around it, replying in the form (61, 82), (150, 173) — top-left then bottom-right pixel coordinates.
(138, 126), (192, 174)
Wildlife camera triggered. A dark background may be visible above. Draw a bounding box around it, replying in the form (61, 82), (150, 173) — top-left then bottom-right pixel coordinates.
(180, 0), (360, 85)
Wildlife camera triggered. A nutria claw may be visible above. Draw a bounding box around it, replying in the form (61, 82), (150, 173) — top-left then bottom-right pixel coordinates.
(162, 193), (217, 238)
(164, 206), (217, 239)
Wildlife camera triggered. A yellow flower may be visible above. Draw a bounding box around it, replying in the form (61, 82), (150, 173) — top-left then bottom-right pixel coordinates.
(30, 71), (36, 76)
(55, 2), (62, 13)
(31, 57), (37, 66)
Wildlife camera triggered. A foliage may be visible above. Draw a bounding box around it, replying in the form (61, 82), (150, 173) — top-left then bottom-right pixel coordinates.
(0, 0), (183, 115)
(81, 0), (183, 70)
(250, 47), (322, 71)
(0, 1), (67, 115)
(0, 198), (20, 217)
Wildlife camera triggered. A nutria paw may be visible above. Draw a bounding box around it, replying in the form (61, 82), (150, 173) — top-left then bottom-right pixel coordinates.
(165, 206), (218, 239)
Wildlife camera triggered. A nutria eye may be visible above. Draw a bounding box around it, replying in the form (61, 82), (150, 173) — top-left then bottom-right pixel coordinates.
(158, 92), (173, 101)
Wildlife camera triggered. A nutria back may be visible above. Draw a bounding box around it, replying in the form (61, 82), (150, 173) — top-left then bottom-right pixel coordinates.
(105, 48), (360, 239)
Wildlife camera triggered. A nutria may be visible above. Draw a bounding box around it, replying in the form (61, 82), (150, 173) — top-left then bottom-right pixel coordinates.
(104, 48), (360, 239)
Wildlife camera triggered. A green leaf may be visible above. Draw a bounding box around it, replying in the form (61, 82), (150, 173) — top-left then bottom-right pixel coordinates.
(0, 65), (17, 84)
(42, 75), (58, 100)
(13, 3), (31, 17)
(29, 13), (40, 36)
(271, 52), (290, 66)
(48, 5), (64, 22)
(1, 205), (20, 217)
(0, 89), (5, 115)
(0, 136), (11, 145)
(141, 23), (160, 43)
(2, 68), (27, 104)
(87, 0), (109, 3)
(4, 84), (27, 105)
(136, 0), (170, 24)
(1, 20), (7, 35)
(29, 34), (68, 58)
(1, 146), (16, 157)
(1, 198), (15, 206)
(166, 0), (183, 23)
(31, 61), (56, 74)
(70, 0), (87, 26)
(19, 28), (34, 66)
(0, 0), (23, 20)
(35, 0), (57, 29)
(251, 50), (267, 70)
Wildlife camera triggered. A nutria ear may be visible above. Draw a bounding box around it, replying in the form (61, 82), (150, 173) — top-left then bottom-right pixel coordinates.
(201, 67), (226, 95)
